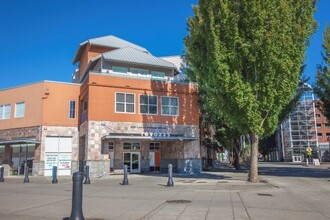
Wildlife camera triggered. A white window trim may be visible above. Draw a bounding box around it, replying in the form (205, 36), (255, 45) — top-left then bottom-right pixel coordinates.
(14, 102), (25, 118)
(139, 94), (158, 115)
(161, 96), (179, 116)
(123, 142), (141, 150)
(69, 100), (76, 119)
(115, 92), (135, 114)
(0, 104), (11, 120)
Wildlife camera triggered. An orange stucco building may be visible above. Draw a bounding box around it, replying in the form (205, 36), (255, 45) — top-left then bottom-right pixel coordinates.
(0, 35), (201, 176)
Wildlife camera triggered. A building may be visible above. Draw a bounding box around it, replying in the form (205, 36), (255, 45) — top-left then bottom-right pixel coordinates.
(315, 103), (330, 161)
(0, 35), (201, 176)
(280, 83), (319, 162)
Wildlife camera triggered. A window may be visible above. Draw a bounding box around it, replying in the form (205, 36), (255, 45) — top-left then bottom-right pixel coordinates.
(151, 71), (165, 77)
(116, 93), (135, 113)
(112, 66), (128, 73)
(140, 95), (157, 115)
(149, 143), (160, 150)
(326, 123), (330, 128)
(69, 100), (76, 119)
(123, 142), (140, 150)
(316, 114), (321, 119)
(15, 102), (25, 118)
(131, 68), (149, 75)
(317, 133), (323, 138)
(0, 104), (11, 119)
(108, 142), (114, 151)
(161, 96), (178, 116)
(317, 123), (322, 129)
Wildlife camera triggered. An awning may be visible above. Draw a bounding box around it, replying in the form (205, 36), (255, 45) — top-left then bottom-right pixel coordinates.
(101, 133), (198, 141)
(0, 139), (41, 145)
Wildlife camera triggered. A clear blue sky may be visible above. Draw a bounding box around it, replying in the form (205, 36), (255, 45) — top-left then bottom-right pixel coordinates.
(0, 0), (329, 89)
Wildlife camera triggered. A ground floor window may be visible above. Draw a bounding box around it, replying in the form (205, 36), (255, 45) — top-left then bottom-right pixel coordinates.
(149, 142), (160, 172)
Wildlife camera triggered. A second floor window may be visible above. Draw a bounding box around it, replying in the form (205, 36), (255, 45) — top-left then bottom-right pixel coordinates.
(15, 102), (25, 118)
(161, 96), (178, 116)
(0, 104), (11, 120)
(116, 93), (135, 113)
(69, 100), (76, 119)
(140, 95), (157, 115)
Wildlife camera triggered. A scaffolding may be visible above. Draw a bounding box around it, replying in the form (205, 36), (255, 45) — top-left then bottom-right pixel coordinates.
(281, 84), (319, 162)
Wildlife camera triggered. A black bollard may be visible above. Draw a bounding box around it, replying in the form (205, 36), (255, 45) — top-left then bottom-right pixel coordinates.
(0, 166), (4, 182)
(84, 165), (90, 184)
(70, 172), (85, 220)
(122, 165), (129, 185)
(23, 162), (29, 183)
(52, 166), (58, 184)
(167, 164), (174, 187)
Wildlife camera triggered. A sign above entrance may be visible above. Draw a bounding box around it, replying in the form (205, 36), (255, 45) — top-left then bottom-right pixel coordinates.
(141, 132), (170, 137)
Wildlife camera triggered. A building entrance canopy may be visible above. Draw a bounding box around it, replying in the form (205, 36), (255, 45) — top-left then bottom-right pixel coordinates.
(101, 133), (198, 141)
(0, 139), (41, 145)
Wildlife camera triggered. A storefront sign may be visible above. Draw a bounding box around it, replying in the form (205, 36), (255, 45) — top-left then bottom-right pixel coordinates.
(58, 153), (72, 169)
(45, 153), (58, 170)
(141, 132), (170, 137)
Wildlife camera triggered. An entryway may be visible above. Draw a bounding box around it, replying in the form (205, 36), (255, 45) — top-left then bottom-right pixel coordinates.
(123, 152), (140, 173)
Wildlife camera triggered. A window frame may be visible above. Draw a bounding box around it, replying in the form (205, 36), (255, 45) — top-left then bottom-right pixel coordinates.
(14, 102), (25, 118)
(139, 94), (158, 115)
(115, 92), (135, 114)
(161, 96), (179, 116)
(123, 142), (141, 150)
(0, 104), (11, 120)
(69, 100), (76, 119)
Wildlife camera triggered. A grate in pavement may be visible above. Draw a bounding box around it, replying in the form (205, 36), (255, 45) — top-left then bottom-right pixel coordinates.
(196, 181), (207, 183)
(257, 193), (272, 197)
(259, 180), (268, 183)
(166, 200), (191, 204)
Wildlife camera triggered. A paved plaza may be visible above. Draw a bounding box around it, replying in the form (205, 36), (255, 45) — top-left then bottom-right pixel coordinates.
(0, 163), (329, 220)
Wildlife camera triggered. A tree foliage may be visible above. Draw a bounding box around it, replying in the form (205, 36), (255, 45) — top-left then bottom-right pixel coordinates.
(315, 25), (330, 121)
(185, 0), (317, 182)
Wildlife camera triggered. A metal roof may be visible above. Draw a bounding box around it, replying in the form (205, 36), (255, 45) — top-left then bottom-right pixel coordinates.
(102, 47), (177, 69)
(72, 35), (148, 64)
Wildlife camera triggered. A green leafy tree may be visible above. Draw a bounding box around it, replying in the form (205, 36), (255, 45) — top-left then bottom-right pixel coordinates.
(315, 25), (330, 121)
(185, 0), (317, 182)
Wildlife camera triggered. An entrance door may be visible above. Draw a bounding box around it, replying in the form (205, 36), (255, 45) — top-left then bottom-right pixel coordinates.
(123, 152), (140, 173)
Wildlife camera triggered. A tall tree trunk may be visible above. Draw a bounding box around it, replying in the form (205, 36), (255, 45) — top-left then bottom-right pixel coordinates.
(249, 133), (259, 182)
(233, 138), (241, 170)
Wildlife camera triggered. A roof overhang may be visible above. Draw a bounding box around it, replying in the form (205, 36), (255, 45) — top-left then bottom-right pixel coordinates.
(0, 139), (41, 145)
(101, 133), (198, 142)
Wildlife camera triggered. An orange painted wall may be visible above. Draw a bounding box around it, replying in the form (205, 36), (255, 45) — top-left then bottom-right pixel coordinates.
(0, 83), (44, 129)
(41, 82), (80, 127)
(0, 81), (80, 130)
(86, 74), (199, 125)
(78, 44), (115, 81)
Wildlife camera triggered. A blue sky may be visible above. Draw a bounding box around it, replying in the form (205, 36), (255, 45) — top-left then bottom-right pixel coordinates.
(0, 0), (329, 89)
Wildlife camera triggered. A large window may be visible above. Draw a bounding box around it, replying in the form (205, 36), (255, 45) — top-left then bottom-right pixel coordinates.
(161, 96), (178, 116)
(151, 71), (165, 77)
(140, 95), (157, 115)
(69, 100), (76, 119)
(116, 93), (135, 113)
(0, 104), (11, 120)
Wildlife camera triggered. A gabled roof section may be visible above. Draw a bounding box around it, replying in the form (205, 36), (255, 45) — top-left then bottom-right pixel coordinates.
(72, 35), (148, 64)
(102, 47), (177, 69)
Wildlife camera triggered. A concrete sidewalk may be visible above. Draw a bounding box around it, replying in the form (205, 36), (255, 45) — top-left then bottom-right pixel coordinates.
(0, 171), (329, 220)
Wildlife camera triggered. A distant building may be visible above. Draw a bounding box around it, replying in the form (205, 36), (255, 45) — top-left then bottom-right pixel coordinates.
(0, 35), (201, 176)
(280, 83), (319, 162)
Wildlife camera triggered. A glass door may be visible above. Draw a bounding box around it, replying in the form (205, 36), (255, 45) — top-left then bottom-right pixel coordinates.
(123, 152), (140, 173)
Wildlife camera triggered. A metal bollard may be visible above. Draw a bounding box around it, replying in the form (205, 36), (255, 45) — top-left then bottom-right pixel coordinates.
(84, 165), (90, 184)
(70, 172), (85, 220)
(122, 165), (129, 185)
(167, 164), (174, 187)
(52, 166), (58, 184)
(23, 162), (29, 183)
(0, 166), (4, 182)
